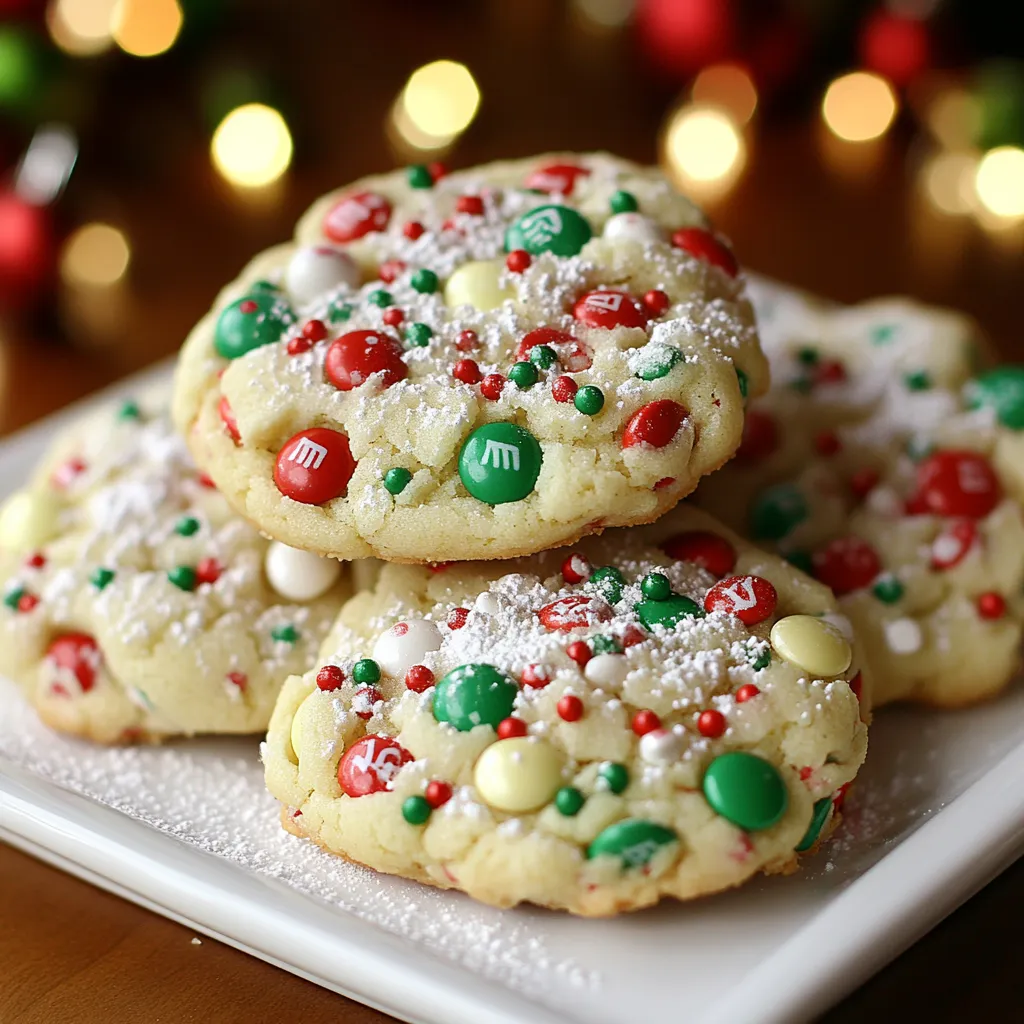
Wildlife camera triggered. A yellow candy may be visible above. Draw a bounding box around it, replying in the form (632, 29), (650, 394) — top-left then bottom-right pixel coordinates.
(289, 693), (320, 763)
(770, 614), (852, 678)
(0, 490), (60, 553)
(473, 737), (564, 813)
(443, 259), (512, 312)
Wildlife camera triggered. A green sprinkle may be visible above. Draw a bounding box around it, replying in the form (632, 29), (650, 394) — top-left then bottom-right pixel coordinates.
(3, 586), (25, 610)
(789, 377), (814, 394)
(591, 635), (622, 655)
(736, 366), (749, 399)
(609, 189), (638, 214)
(271, 624), (300, 644)
(574, 385), (604, 416)
(589, 566), (625, 604)
(410, 268), (438, 294)
(598, 762), (629, 794)
(641, 572), (672, 601)
(384, 468), (412, 495)
(871, 324), (896, 345)
(509, 361), (538, 389)
(117, 400), (141, 421)
(528, 344), (558, 370)
(402, 795), (432, 824)
(90, 567), (115, 591)
(175, 516), (200, 537)
(353, 658), (381, 684)
(368, 289), (393, 308)
(168, 566), (197, 592)
(406, 164), (434, 189)
(904, 370), (931, 391)
(872, 574), (904, 604)
(555, 786), (585, 816)
(406, 322), (433, 347)
(748, 645), (772, 671)
(328, 300), (353, 323)
(797, 347), (819, 366)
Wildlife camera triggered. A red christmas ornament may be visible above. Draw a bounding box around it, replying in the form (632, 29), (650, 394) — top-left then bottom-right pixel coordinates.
(662, 530), (736, 577)
(573, 289), (647, 330)
(274, 428), (356, 505)
(325, 330), (408, 391)
(736, 409), (779, 462)
(337, 735), (413, 797)
(977, 592), (1006, 620)
(697, 708), (727, 738)
(218, 397), (241, 444)
(858, 11), (931, 88)
(632, 709), (662, 736)
(538, 595), (611, 632)
(45, 633), (101, 696)
(316, 665), (345, 691)
(671, 227), (738, 277)
(452, 358), (481, 385)
(524, 162), (590, 196)
(323, 191), (392, 242)
(561, 552), (591, 584)
(735, 683), (759, 703)
(704, 574), (777, 625)
(812, 537), (882, 596)
(405, 664), (435, 692)
(635, 0), (736, 77)
(621, 400), (688, 449)
(913, 451), (1001, 520)
(557, 695), (585, 722)
(497, 717), (528, 739)
(425, 780), (453, 808)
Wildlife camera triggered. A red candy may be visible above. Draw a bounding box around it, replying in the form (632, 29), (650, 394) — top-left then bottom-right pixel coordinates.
(287, 336), (312, 356)
(316, 665), (345, 691)
(51, 457), (86, 489)
(25, 552), (45, 569)
(447, 607), (469, 630)
(849, 468), (880, 500)
(913, 450), (1001, 520)
(538, 595), (611, 632)
(815, 360), (847, 385)
(323, 191), (391, 242)
(812, 536), (882, 595)
(353, 686), (383, 720)
(671, 227), (738, 277)
(736, 409), (779, 462)
(561, 552), (592, 584)
(226, 671), (248, 692)
(452, 358), (482, 385)
(977, 592), (1006, 620)
(552, 376), (578, 403)
(337, 735), (413, 798)
(632, 709), (661, 736)
(572, 289), (647, 330)
(17, 593), (39, 613)
(325, 330), (407, 391)
(196, 557), (221, 585)
(480, 374), (506, 400)
(735, 684), (760, 703)
(704, 574), (778, 625)
(697, 709), (727, 738)
(405, 664), (435, 692)
(425, 780), (453, 808)
(274, 428), (356, 505)
(622, 400), (688, 449)
(521, 663), (552, 688)
(516, 327), (591, 372)
(378, 259), (405, 284)
(815, 431), (841, 456)
(455, 329), (479, 352)
(662, 530), (736, 577)
(642, 289), (670, 317)
(303, 319), (327, 342)
(403, 220), (425, 240)
(557, 695), (585, 721)
(45, 633), (101, 696)
(506, 249), (531, 273)
(497, 717), (528, 739)
(382, 308), (404, 327)
(930, 520), (978, 570)
(525, 162), (590, 196)
(566, 640), (592, 667)
(456, 194), (484, 216)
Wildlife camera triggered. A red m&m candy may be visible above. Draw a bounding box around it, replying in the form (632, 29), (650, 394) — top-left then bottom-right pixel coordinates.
(325, 330), (407, 391)
(561, 552), (591, 584)
(671, 227), (738, 277)
(622, 400), (688, 449)
(662, 530), (736, 577)
(913, 450), (1001, 520)
(704, 575), (777, 625)
(45, 633), (101, 696)
(930, 520), (978, 570)
(218, 396), (241, 444)
(274, 428), (356, 505)
(516, 327), (591, 372)
(323, 191), (392, 242)
(525, 162), (590, 196)
(337, 735), (414, 797)
(538, 595), (611, 632)
(573, 289), (647, 330)
(736, 410), (779, 462)
(812, 536), (882, 595)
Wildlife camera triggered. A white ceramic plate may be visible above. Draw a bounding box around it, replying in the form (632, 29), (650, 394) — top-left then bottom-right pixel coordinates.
(1, 362), (1022, 1024)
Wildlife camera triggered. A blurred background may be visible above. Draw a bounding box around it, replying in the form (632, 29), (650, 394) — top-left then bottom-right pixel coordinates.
(1, 0), (1023, 432)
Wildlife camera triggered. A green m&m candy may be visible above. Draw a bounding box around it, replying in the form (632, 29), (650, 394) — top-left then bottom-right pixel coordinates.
(964, 366), (1024, 430)
(635, 593), (704, 631)
(458, 422), (542, 505)
(795, 797), (833, 852)
(586, 819), (678, 868)
(214, 293), (293, 360)
(432, 663), (518, 731)
(750, 483), (808, 541)
(505, 204), (592, 257)
(702, 751), (788, 831)
(631, 343), (682, 381)
(587, 565), (624, 604)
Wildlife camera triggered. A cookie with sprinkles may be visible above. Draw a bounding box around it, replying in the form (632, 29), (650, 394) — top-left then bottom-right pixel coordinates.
(262, 504), (867, 916)
(172, 153), (767, 563)
(0, 386), (354, 744)
(695, 277), (1024, 708)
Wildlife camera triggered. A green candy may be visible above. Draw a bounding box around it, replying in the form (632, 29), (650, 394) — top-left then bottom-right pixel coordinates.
(402, 795), (432, 824)
(328, 300), (353, 323)
(90, 567), (115, 591)
(586, 819), (678, 868)
(872, 574), (904, 604)
(736, 366), (749, 399)
(384, 467), (412, 495)
(411, 268), (439, 294)
(870, 323), (896, 345)
(117, 400), (141, 421)
(368, 289), (392, 308)
(591, 634), (622, 654)
(587, 566), (624, 604)
(353, 658), (381, 684)
(271, 624), (299, 644)
(214, 293), (293, 360)
(407, 165), (433, 189)
(795, 797), (833, 852)
(797, 347), (819, 366)
(458, 422), (542, 505)
(632, 343), (682, 381)
(555, 786), (585, 816)
(574, 385), (604, 416)
(702, 751), (788, 831)
(406, 322), (433, 347)
(751, 484), (808, 541)
(964, 366), (1024, 430)
(635, 593), (704, 631)
(168, 566), (197, 591)
(505, 204), (592, 257)
(598, 762), (629, 794)
(529, 344), (558, 369)
(748, 645), (772, 671)
(509, 361), (538, 389)
(640, 572), (672, 601)
(432, 663), (518, 732)
(2, 586), (24, 610)
(175, 516), (200, 537)
(609, 189), (638, 214)
(904, 370), (931, 392)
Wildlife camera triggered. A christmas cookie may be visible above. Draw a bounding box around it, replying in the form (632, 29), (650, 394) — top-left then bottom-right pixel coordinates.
(262, 505), (867, 916)
(173, 153), (767, 563)
(0, 387), (352, 743)
(695, 278), (1024, 708)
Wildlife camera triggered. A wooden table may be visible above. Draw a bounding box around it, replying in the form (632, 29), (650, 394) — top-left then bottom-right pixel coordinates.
(1, 3), (1022, 1019)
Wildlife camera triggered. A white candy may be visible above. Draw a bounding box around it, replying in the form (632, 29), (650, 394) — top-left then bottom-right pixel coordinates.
(639, 727), (685, 764)
(0, 490), (60, 553)
(285, 245), (360, 305)
(264, 541), (342, 602)
(584, 653), (629, 690)
(474, 592), (501, 617)
(864, 485), (903, 517)
(884, 617), (923, 655)
(602, 212), (665, 245)
(819, 612), (855, 643)
(372, 618), (442, 678)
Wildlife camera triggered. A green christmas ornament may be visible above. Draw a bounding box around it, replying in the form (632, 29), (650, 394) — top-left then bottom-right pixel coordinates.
(555, 786), (585, 816)
(384, 467), (412, 495)
(702, 751), (788, 831)
(432, 663), (518, 732)
(598, 762), (629, 794)
(406, 164), (434, 189)
(635, 593), (704, 631)
(872, 574), (904, 604)
(353, 658), (381, 684)
(175, 516), (200, 537)
(411, 268), (439, 294)
(609, 189), (638, 214)
(215, 293), (293, 360)
(505, 204), (592, 257)
(509, 361), (538, 389)
(458, 423), (543, 505)
(588, 566), (625, 604)
(574, 385), (604, 416)
(964, 366), (1024, 430)
(402, 795), (432, 824)
(529, 344), (558, 369)
(406, 322), (433, 347)
(90, 567), (115, 591)
(640, 572), (672, 601)
(795, 797), (833, 852)
(586, 819), (678, 868)
(750, 484), (808, 541)
(168, 566), (197, 591)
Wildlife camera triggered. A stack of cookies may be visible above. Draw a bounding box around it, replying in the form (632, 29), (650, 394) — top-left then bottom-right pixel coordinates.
(1, 154), (1021, 916)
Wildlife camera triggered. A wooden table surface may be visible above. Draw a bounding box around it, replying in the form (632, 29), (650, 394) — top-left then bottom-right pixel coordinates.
(1, 3), (1023, 1020)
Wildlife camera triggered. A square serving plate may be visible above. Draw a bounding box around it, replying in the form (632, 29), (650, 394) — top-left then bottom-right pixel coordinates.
(0, 360), (1022, 1024)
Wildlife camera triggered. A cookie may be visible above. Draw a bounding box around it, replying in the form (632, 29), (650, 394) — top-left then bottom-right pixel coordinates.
(695, 278), (1024, 708)
(173, 153), (768, 563)
(262, 504), (867, 916)
(0, 387), (354, 744)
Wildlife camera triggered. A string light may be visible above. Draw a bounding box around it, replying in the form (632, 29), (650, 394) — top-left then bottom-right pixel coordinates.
(46, 0), (118, 57)
(662, 104), (745, 198)
(211, 103), (293, 189)
(822, 72), (898, 142)
(399, 60), (480, 143)
(60, 223), (130, 287)
(920, 150), (977, 216)
(691, 63), (758, 125)
(974, 146), (1024, 220)
(111, 0), (183, 58)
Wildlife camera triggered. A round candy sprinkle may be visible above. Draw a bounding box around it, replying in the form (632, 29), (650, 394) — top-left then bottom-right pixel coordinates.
(770, 615), (852, 677)
(749, 647), (772, 670)
(382, 308), (404, 328)
(750, 483), (808, 540)
(505, 249), (531, 273)
(555, 786), (585, 816)
(432, 664), (518, 731)
(425, 780), (452, 808)
(672, 227), (738, 276)
(353, 686), (382, 720)
(551, 376), (578, 403)
(410, 268), (438, 294)
(196, 558), (221, 586)
(505, 204), (592, 257)
(586, 819), (678, 867)
(447, 607), (469, 629)
(480, 374), (506, 400)
(117, 400), (141, 421)
(598, 761), (629, 794)
(641, 572), (672, 601)
(964, 366), (1024, 430)
(521, 663), (551, 688)
(265, 541), (342, 601)
(368, 288), (392, 308)
(406, 164), (433, 189)
(215, 293), (292, 360)
(444, 259), (511, 312)
(285, 246), (360, 305)
(458, 422), (543, 505)
(497, 717), (528, 739)
(736, 367), (749, 398)
(405, 665), (435, 692)
(516, 326), (590, 370)
(175, 516), (200, 537)
(561, 552), (591, 584)
(528, 344), (557, 369)
(509, 361), (538, 389)
(815, 431), (841, 456)
(378, 260), (405, 284)
(632, 709), (661, 736)
(337, 735), (413, 797)
(795, 797), (833, 852)
(323, 191), (391, 242)
(316, 665), (345, 691)
(904, 370), (931, 391)
(913, 450), (1000, 519)
(538, 595), (610, 631)
(45, 633), (101, 695)
(15, 593), (38, 613)
(662, 530), (736, 577)
(274, 428), (356, 505)
(639, 728), (684, 764)
(456, 194), (484, 215)
(574, 385), (604, 416)
(609, 189), (638, 213)
(849, 468), (880, 500)
(566, 640), (591, 667)
(702, 751), (787, 831)
(872, 574), (904, 604)
(352, 658), (381, 684)
(405, 322), (433, 347)
(325, 330), (407, 391)
(621, 400), (687, 449)
(584, 653), (628, 690)
(403, 221), (425, 240)
(402, 795), (432, 824)
(90, 567), (115, 591)
(271, 624), (300, 644)
(588, 565), (625, 604)
(384, 467), (412, 495)
(632, 343), (682, 381)
(697, 709), (726, 738)
(455, 329), (479, 352)
(735, 684), (760, 703)
(474, 737), (564, 813)
(168, 566), (197, 592)
(573, 289), (647, 330)
(525, 162), (590, 195)
(812, 537), (882, 596)
(704, 575), (777, 625)
(642, 289), (670, 318)
(557, 694), (584, 721)
(591, 635), (622, 654)
(977, 592), (1006, 619)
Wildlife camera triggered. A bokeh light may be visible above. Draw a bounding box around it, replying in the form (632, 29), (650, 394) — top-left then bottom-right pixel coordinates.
(691, 63), (758, 125)
(974, 146), (1024, 220)
(572, 0), (634, 30)
(920, 150), (977, 216)
(60, 222), (130, 287)
(822, 72), (898, 142)
(111, 0), (183, 58)
(211, 103), (293, 189)
(399, 60), (480, 143)
(47, 0), (118, 57)
(662, 104), (746, 197)
(925, 86), (980, 151)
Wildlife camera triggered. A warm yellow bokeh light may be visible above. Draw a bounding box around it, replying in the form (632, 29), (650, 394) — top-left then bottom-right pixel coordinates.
(920, 150), (977, 215)
(663, 105), (745, 186)
(401, 60), (480, 141)
(47, 0), (118, 56)
(61, 223), (131, 287)
(925, 87), (979, 151)
(822, 72), (898, 143)
(112, 0), (183, 57)
(975, 146), (1024, 219)
(211, 103), (293, 189)
(573, 0), (634, 29)
(691, 64), (758, 125)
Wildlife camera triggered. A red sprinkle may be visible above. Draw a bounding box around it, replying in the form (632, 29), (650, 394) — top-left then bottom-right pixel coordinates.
(316, 665), (345, 691)
(196, 557), (221, 585)
(815, 360), (847, 385)
(303, 319), (327, 341)
(815, 431), (841, 456)
(551, 376), (578, 403)
(354, 686), (382, 720)
(26, 552), (46, 569)
(455, 330), (479, 352)
(557, 695), (585, 722)
(561, 552), (591, 584)
(977, 592), (1006, 620)
(735, 684), (760, 703)
(382, 308), (404, 327)
(456, 194), (485, 215)
(632, 709), (662, 736)
(654, 477), (675, 490)
(17, 593), (39, 613)
(480, 374), (506, 401)
(378, 260), (405, 284)
(287, 336), (312, 356)
(521, 664), (551, 688)
(447, 607), (469, 630)
(198, 473), (216, 489)
(405, 664), (435, 692)
(403, 220), (425, 240)
(452, 358), (482, 385)
(506, 249), (532, 273)
(239, 299), (258, 314)
(697, 709), (727, 738)
(225, 672), (248, 692)
(428, 161), (448, 181)
(642, 289), (670, 317)
(566, 641), (591, 668)
(425, 780), (452, 808)
(497, 717), (528, 739)
(849, 468), (880, 500)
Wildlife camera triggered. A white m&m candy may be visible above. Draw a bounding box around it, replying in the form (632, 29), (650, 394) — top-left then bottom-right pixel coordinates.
(602, 212), (665, 246)
(285, 246), (360, 306)
(0, 490), (60, 553)
(265, 541), (343, 601)
(372, 618), (443, 678)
